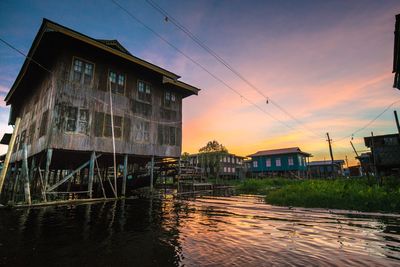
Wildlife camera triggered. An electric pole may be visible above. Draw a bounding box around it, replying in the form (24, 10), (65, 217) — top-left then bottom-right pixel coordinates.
(326, 132), (335, 178)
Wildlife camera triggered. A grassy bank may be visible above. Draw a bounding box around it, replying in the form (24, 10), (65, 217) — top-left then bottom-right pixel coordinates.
(236, 178), (400, 213)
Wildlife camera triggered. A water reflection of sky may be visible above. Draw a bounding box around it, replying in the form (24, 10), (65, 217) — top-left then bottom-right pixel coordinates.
(1, 195), (399, 266)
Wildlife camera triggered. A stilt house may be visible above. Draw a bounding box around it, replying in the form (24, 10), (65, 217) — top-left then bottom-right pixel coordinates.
(0, 19), (199, 203)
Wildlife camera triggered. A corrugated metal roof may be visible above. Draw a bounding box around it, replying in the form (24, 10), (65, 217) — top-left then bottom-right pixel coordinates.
(248, 147), (312, 157)
(308, 160), (345, 166)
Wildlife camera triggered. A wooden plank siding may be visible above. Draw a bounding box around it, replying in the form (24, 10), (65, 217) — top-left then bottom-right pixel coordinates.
(7, 27), (196, 163)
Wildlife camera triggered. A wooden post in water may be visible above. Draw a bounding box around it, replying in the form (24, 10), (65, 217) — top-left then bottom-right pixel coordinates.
(22, 144), (31, 205)
(0, 117), (21, 198)
(122, 154), (128, 196)
(150, 155), (154, 193)
(88, 151), (95, 199)
(43, 149), (53, 202)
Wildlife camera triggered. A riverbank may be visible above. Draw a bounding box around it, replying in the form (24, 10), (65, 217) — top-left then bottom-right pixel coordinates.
(235, 177), (400, 213)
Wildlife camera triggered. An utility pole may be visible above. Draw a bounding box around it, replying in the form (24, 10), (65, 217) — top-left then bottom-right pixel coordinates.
(345, 155), (349, 168)
(326, 133), (335, 178)
(394, 110), (400, 137)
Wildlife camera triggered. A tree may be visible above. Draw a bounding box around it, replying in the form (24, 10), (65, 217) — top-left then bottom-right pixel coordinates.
(198, 140), (228, 179)
(199, 140), (228, 153)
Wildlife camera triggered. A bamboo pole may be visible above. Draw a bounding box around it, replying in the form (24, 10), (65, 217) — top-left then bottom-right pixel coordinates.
(22, 144), (31, 205)
(0, 117), (21, 197)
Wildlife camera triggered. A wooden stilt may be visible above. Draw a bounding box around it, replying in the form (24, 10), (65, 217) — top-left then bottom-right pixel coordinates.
(12, 162), (20, 203)
(29, 156), (36, 195)
(22, 144), (31, 205)
(150, 156), (154, 193)
(43, 149), (53, 202)
(88, 151), (95, 198)
(47, 153), (102, 192)
(122, 154), (128, 196)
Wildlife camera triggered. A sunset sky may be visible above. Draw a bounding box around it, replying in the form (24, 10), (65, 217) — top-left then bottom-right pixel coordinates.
(1, 0), (400, 166)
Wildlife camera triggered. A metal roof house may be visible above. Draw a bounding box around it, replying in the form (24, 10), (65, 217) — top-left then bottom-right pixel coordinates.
(248, 147), (312, 178)
(308, 160), (345, 178)
(0, 19), (200, 204)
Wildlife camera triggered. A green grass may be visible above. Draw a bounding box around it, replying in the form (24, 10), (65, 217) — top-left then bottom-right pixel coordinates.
(235, 177), (400, 213)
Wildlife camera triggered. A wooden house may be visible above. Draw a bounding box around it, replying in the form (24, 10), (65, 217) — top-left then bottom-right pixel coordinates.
(0, 19), (199, 203)
(248, 147), (312, 178)
(364, 133), (400, 175)
(187, 152), (245, 179)
(308, 160), (345, 178)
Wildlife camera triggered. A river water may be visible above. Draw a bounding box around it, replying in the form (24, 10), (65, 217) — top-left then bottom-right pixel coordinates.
(1, 194), (400, 266)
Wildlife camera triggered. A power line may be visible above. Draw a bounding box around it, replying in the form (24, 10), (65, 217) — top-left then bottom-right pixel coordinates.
(110, 0), (309, 134)
(333, 99), (400, 143)
(144, 0), (324, 140)
(110, 0), (332, 138)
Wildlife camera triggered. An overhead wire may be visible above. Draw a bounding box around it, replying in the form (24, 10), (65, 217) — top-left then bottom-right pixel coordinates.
(109, 0), (305, 134)
(144, 0), (325, 140)
(333, 98), (400, 143)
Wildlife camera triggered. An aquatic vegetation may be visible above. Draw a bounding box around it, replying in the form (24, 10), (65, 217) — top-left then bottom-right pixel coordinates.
(236, 177), (400, 213)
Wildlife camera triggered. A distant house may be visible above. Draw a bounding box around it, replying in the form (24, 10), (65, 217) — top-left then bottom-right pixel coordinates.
(187, 152), (245, 179)
(308, 160), (345, 178)
(248, 147), (312, 178)
(364, 133), (400, 175)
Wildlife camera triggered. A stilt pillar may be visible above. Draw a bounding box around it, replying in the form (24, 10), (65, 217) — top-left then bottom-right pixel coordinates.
(122, 154), (128, 196)
(43, 148), (53, 202)
(22, 144), (31, 205)
(150, 155), (154, 193)
(88, 151), (95, 198)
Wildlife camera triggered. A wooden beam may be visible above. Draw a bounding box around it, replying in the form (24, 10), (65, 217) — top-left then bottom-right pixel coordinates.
(0, 117), (21, 197)
(47, 153), (102, 192)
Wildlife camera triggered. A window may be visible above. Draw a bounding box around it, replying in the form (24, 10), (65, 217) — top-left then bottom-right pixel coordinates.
(266, 158), (271, 167)
(137, 81), (152, 102)
(66, 107), (78, 132)
(224, 167), (227, 173)
(104, 115), (122, 138)
(288, 156), (294, 166)
(93, 112), (123, 138)
(109, 70), (125, 95)
(134, 121), (150, 142)
(253, 161), (258, 168)
(78, 109), (89, 134)
(158, 125), (180, 146)
(73, 58), (94, 85)
(164, 90), (176, 107)
(232, 168), (235, 173)
(39, 110), (49, 137)
(298, 155), (302, 166)
(276, 158), (281, 167)
(28, 121), (36, 144)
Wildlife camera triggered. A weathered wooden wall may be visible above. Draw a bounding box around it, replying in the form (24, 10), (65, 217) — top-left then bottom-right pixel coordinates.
(10, 32), (184, 162)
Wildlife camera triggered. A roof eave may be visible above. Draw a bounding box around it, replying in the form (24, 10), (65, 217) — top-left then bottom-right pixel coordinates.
(5, 18), (184, 103)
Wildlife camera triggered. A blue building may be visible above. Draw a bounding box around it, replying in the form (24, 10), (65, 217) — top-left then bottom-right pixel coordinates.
(248, 147), (312, 178)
